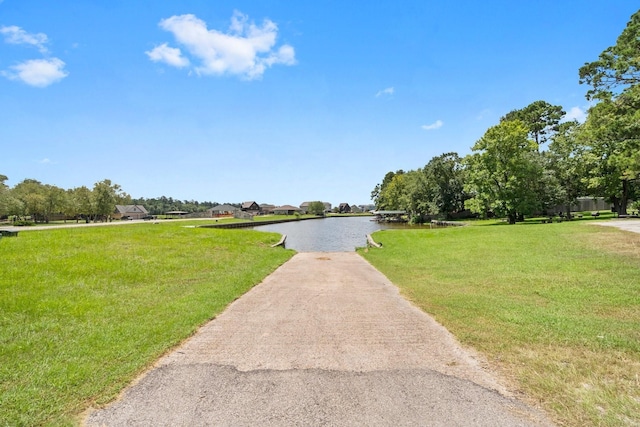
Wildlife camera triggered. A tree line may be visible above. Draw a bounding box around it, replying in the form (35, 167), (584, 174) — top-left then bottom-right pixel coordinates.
(0, 177), (227, 223)
(372, 10), (640, 224)
(130, 197), (232, 216)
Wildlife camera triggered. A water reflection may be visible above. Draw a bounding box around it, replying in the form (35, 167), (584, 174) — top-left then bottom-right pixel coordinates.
(253, 216), (408, 252)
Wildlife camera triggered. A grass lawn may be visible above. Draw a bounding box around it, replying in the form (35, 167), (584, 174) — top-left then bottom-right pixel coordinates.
(360, 220), (640, 426)
(0, 221), (294, 426)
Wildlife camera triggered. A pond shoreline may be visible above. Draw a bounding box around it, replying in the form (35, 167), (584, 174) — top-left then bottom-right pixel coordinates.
(198, 216), (323, 229)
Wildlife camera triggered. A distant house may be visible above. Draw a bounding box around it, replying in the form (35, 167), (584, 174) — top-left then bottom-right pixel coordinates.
(338, 203), (351, 213)
(273, 205), (302, 215)
(241, 201), (260, 215)
(259, 204), (276, 215)
(350, 205), (362, 213)
(114, 205), (148, 220)
(300, 201), (332, 214)
(299, 202), (312, 214)
(208, 204), (239, 217)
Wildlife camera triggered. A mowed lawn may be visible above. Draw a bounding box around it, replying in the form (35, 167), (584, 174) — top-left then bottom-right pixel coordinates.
(360, 221), (640, 427)
(0, 221), (293, 426)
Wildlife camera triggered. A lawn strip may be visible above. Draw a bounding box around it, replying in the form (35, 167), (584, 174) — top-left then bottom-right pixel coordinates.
(0, 222), (293, 426)
(360, 221), (640, 427)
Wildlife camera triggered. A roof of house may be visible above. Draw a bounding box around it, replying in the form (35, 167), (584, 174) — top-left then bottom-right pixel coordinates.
(115, 205), (148, 214)
(209, 204), (239, 211)
(274, 205), (301, 211)
(242, 201), (259, 209)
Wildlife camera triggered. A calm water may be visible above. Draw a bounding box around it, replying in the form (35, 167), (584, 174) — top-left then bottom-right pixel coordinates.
(253, 216), (401, 252)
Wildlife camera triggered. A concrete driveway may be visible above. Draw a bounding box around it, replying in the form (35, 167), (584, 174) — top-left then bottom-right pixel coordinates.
(84, 252), (552, 426)
(592, 218), (640, 234)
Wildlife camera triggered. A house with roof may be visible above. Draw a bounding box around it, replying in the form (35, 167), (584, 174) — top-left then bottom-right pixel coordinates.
(207, 204), (239, 217)
(299, 202), (312, 213)
(241, 201), (260, 215)
(273, 205), (302, 215)
(259, 204), (276, 215)
(299, 201), (332, 214)
(338, 203), (351, 213)
(114, 205), (149, 220)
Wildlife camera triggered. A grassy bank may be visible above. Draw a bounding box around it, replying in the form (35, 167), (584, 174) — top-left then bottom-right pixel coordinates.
(360, 221), (639, 426)
(0, 221), (294, 426)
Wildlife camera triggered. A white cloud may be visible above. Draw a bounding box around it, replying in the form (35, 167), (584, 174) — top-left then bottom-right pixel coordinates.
(421, 120), (443, 131)
(2, 58), (68, 87)
(151, 11), (296, 80)
(38, 158), (52, 164)
(0, 25), (49, 53)
(376, 87), (394, 97)
(146, 43), (190, 68)
(564, 106), (587, 123)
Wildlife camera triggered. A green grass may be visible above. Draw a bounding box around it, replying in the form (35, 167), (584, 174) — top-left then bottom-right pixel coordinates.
(360, 220), (640, 426)
(0, 221), (294, 426)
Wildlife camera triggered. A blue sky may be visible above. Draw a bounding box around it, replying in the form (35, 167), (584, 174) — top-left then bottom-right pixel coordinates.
(1, 1), (638, 206)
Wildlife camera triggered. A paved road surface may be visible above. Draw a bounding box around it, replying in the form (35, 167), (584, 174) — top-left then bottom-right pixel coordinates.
(592, 218), (640, 234)
(84, 252), (552, 426)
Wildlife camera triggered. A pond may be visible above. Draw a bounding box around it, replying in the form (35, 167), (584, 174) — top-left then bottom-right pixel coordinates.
(253, 216), (408, 252)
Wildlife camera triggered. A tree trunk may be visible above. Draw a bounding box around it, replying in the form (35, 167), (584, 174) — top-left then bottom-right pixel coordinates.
(508, 212), (517, 224)
(620, 180), (630, 215)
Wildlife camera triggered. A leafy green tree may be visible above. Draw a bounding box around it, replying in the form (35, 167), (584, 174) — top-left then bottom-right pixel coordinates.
(464, 120), (543, 224)
(423, 152), (468, 219)
(92, 179), (130, 221)
(578, 9), (640, 215)
(370, 156), (468, 222)
(75, 186), (95, 219)
(579, 9), (640, 101)
(41, 184), (68, 223)
(64, 186), (93, 222)
(378, 172), (409, 211)
(502, 100), (565, 146)
(0, 176), (23, 219)
(400, 170), (434, 223)
(371, 170), (404, 210)
(579, 88), (640, 215)
(0, 174), (9, 217)
(307, 201), (326, 216)
(547, 121), (588, 217)
(12, 179), (46, 222)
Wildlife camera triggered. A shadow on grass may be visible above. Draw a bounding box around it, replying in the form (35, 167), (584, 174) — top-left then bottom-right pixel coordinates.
(468, 211), (619, 227)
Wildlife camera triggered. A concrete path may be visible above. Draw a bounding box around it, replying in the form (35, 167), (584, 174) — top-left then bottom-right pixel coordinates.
(592, 218), (640, 234)
(84, 252), (552, 426)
